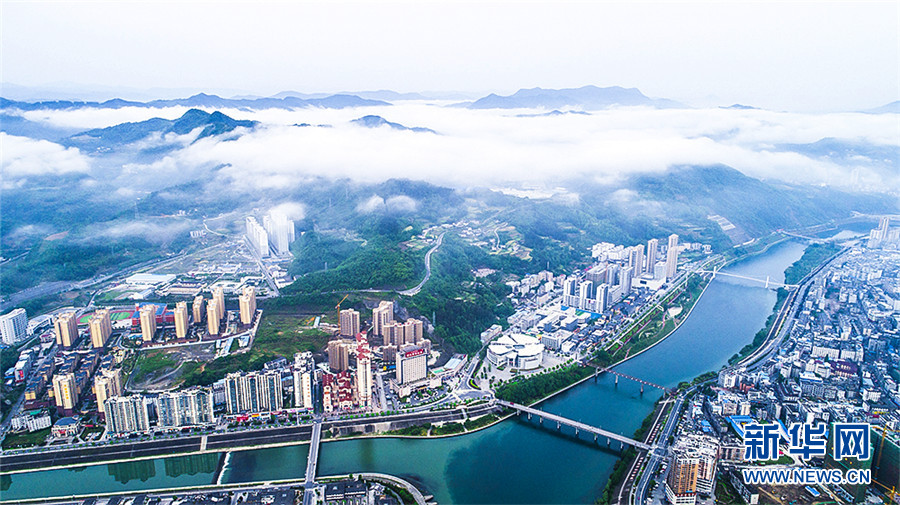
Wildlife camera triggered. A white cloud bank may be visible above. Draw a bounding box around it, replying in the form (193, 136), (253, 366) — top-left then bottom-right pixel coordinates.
(0, 132), (91, 178)
(5, 103), (898, 193)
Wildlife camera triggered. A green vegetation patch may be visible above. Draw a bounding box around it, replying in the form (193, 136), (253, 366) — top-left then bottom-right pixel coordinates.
(252, 313), (331, 357)
(431, 422), (465, 436)
(464, 414), (499, 431)
(784, 243), (841, 285)
(181, 313), (330, 387)
(495, 364), (593, 405)
(1, 427), (50, 450)
(387, 424), (430, 437)
(130, 350), (178, 384)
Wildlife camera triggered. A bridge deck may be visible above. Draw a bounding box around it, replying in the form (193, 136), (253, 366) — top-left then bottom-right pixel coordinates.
(497, 400), (651, 450)
(698, 270), (798, 288)
(304, 421), (322, 486)
(598, 368), (668, 391)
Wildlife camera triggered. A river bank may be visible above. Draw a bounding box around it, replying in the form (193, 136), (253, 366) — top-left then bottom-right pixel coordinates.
(0, 240), (810, 504)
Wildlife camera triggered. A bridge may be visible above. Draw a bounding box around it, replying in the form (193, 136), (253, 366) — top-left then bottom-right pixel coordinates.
(304, 419), (323, 485)
(778, 230), (830, 244)
(301, 420), (323, 505)
(697, 267), (799, 289)
(594, 368), (670, 394)
(497, 400), (652, 451)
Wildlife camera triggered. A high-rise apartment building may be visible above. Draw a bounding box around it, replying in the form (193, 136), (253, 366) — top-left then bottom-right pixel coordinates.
(207, 301), (221, 335)
(372, 301), (394, 337)
(239, 286), (256, 326)
(213, 287), (225, 321)
(224, 370), (283, 414)
(666, 234), (679, 280)
(0, 308), (28, 345)
(647, 238), (659, 278)
(619, 266), (633, 296)
(328, 340), (351, 372)
(665, 452), (699, 505)
(561, 278), (608, 313)
(629, 245), (645, 275)
(54, 311), (79, 349)
(339, 308), (360, 337)
(155, 388), (215, 428)
(104, 395), (150, 434)
(355, 335), (372, 408)
(665, 435), (719, 505)
(246, 216), (270, 258)
(292, 351), (315, 410)
(94, 368), (123, 414)
(52, 373), (79, 415)
(174, 302), (190, 339)
(89, 308), (112, 348)
(405, 318), (424, 345)
(139, 305), (157, 342)
(263, 211), (295, 256)
(292, 369), (314, 410)
(192, 296), (205, 324)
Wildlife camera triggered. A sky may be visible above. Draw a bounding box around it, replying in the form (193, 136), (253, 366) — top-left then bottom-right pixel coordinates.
(2, 1), (899, 112)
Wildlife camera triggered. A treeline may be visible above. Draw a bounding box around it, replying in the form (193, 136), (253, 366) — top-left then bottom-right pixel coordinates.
(495, 365), (594, 405)
(784, 243), (841, 285)
(1, 237), (167, 296)
(728, 288), (788, 365)
(283, 216), (425, 294)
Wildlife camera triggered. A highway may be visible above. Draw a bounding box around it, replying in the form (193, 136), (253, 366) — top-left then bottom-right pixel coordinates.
(399, 232), (445, 296)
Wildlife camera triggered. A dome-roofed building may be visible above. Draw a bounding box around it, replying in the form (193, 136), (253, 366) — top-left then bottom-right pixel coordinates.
(487, 333), (544, 370)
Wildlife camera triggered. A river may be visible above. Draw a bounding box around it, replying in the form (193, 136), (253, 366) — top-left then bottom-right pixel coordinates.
(0, 240), (808, 503)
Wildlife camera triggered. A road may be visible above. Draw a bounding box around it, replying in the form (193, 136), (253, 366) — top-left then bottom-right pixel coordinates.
(243, 236), (280, 297)
(375, 372), (391, 411)
(399, 232), (445, 296)
(632, 387), (692, 504)
(0, 404), (499, 473)
(738, 247), (846, 372)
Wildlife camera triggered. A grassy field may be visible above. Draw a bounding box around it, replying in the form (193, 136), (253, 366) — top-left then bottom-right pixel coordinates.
(1, 428), (50, 449)
(130, 350), (178, 384)
(180, 312), (332, 387)
(253, 313), (332, 357)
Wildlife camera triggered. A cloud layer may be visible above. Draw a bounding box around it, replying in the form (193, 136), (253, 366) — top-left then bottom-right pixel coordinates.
(3, 102), (898, 194)
(1, 132), (91, 180)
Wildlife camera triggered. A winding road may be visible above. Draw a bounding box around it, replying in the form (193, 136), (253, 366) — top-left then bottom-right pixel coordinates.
(399, 232), (445, 296)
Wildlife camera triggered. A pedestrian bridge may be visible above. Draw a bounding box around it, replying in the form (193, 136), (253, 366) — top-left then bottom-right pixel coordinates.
(595, 368), (670, 394)
(496, 400), (652, 451)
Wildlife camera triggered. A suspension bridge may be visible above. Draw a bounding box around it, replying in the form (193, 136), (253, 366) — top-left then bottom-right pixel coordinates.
(697, 265), (799, 289)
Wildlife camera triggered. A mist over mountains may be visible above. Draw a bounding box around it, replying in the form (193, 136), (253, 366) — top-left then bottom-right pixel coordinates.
(1, 84), (898, 296)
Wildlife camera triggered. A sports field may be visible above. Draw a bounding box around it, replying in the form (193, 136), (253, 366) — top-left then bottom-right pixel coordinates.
(78, 310), (136, 324)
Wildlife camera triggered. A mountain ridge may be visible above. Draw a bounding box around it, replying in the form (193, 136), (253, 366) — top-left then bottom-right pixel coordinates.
(460, 85), (682, 110)
(64, 108), (257, 151)
(0, 92), (389, 111)
(351, 115), (436, 133)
